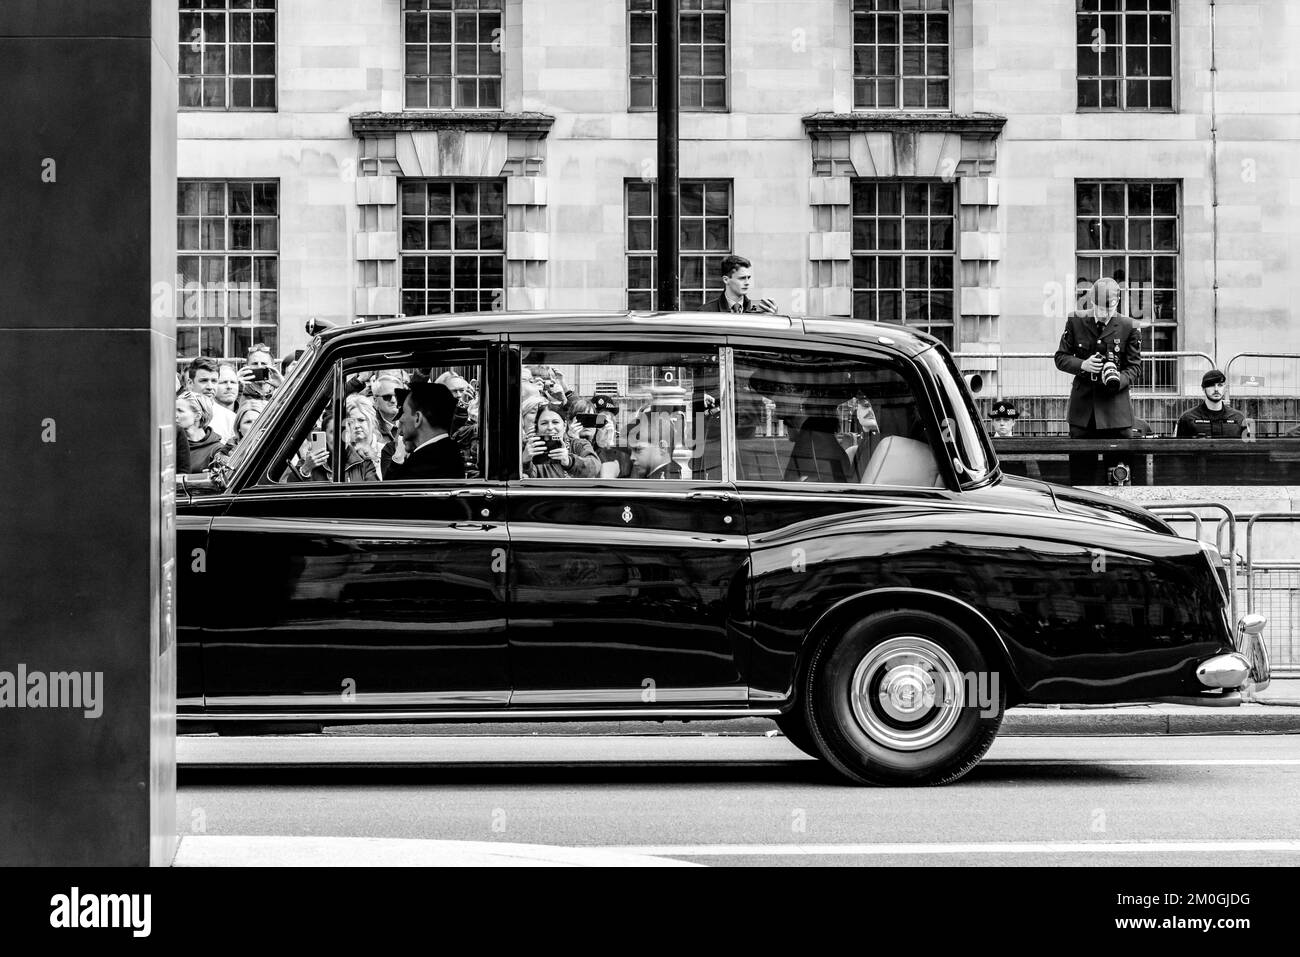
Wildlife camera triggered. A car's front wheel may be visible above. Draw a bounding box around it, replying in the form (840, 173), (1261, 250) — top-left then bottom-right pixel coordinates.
(804, 609), (1004, 786)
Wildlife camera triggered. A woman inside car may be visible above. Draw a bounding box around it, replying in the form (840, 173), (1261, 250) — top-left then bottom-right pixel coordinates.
(522, 405), (601, 478)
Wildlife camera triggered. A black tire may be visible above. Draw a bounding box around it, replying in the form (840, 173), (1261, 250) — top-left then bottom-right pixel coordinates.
(804, 609), (1005, 786)
(774, 711), (821, 758)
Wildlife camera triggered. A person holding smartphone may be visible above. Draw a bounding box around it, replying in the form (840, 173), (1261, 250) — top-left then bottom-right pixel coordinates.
(283, 406), (378, 483)
(522, 405), (600, 479)
(239, 342), (284, 399)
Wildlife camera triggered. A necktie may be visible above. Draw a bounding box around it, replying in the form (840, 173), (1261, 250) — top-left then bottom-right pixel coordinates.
(731, 301), (743, 314)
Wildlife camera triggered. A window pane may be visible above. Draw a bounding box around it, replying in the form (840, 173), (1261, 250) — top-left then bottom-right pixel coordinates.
(252, 78), (274, 107)
(929, 220), (953, 250)
(428, 220), (451, 249)
(1151, 183), (1177, 216)
(202, 78), (225, 106)
(405, 13), (428, 43)
(248, 11), (271, 42)
(455, 43), (476, 74)
(178, 219), (200, 250)
(454, 220), (479, 250)
(878, 291), (901, 323)
(428, 183), (452, 215)
(1150, 46), (1171, 77)
(251, 219), (275, 250)
(680, 182), (704, 216)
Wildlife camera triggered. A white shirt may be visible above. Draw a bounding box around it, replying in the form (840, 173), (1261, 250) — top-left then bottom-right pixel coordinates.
(208, 404), (236, 443)
(409, 433), (448, 455)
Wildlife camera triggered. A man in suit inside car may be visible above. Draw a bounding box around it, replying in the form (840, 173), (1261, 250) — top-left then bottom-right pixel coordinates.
(1054, 276), (1142, 485)
(384, 382), (465, 481)
(699, 254), (779, 314)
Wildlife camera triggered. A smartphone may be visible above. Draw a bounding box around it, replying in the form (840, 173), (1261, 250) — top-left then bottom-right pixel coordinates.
(575, 414), (600, 428)
(307, 431), (327, 458)
(249, 367), (271, 382)
(532, 438), (561, 465)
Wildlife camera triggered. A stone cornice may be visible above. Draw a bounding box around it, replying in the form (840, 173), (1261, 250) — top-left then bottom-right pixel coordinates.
(350, 112), (555, 135)
(802, 112), (1007, 136)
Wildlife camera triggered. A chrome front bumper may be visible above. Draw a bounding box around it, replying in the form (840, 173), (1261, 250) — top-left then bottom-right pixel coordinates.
(1196, 614), (1271, 695)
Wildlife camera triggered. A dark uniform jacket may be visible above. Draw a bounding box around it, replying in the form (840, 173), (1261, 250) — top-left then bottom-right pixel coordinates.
(1053, 312), (1142, 430)
(384, 436), (465, 481)
(1175, 403), (1247, 438)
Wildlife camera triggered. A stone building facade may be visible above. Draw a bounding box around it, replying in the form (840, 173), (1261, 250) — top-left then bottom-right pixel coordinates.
(177, 0), (1300, 389)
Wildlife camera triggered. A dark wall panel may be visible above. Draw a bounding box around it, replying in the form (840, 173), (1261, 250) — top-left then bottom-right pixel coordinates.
(0, 0), (176, 866)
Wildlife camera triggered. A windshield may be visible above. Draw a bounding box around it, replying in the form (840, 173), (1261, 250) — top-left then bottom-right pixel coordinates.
(918, 345), (993, 484)
(222, 336), (319, 475)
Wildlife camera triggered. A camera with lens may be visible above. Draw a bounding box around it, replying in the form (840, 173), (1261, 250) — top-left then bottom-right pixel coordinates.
(1107, 461), (1132, 486)
(1101, 356), (1121, 390)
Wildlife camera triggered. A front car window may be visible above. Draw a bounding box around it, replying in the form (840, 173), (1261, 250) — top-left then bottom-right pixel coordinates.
(734, 349), (944, 488)
(252, 351), (485, 487)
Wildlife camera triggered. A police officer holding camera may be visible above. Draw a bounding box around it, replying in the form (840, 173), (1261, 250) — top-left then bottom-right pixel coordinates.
(1054, 277), (1142, 485)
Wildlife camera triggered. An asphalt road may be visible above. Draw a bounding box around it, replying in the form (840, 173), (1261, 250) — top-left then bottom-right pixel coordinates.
(175, 734), (1300, 866)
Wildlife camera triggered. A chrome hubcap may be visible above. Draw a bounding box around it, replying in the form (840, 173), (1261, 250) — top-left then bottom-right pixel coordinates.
(849, 636), (964, 751)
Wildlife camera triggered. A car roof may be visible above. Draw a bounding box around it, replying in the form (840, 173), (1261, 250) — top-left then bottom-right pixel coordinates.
(314, 311), (940, 358)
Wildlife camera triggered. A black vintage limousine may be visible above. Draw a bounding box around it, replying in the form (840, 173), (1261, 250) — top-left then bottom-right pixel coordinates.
(176, 312), (1269, 785)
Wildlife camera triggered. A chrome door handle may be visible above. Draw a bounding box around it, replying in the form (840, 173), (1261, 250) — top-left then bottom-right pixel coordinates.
(688, 490), (731, 502)
(454, 488), (495, 499)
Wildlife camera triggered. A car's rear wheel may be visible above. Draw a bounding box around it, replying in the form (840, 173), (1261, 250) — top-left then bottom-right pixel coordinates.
(804, 609), (1004, 786)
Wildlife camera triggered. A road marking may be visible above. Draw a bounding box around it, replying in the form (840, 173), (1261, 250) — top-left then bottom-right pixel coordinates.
(989, 759), (1300, 766)
(610, 840), (1300, 858)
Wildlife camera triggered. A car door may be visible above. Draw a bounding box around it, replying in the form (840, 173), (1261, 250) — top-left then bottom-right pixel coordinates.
(505, 339), (752, 708)
(729, 341), (964, 702)
(199, 340), (511, 714)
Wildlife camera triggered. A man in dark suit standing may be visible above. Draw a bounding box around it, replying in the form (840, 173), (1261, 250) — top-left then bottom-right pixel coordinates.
(383, 382), (465, 481)
(698, 254), (779, 314)
(1054, 277), (1142, 485)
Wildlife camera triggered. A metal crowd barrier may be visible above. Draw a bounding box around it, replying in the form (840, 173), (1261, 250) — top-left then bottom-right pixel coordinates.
(1237, 511), (1300, 672)
(1224, 353), (1300, 396)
